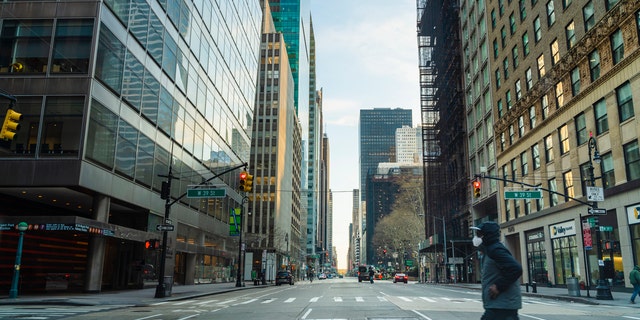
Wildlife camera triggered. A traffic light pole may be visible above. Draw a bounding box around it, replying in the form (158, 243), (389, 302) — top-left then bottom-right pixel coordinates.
(154, 162), (247, 298)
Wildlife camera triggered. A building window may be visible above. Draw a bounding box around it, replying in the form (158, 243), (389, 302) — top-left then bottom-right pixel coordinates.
(532, 144), (541, 169)
(510, 13), (517, 34)
(96, 25), (125, 94)
(636, 11), (640, 44)
(0, 20), (53, 74)
(589, 50), (600, 81)
(512, 46), (519, 68)
(519, 0), (527, 20)
(498, 99), (504, 117)
(545, 134), (554, 162)
(518, 115), (525, 137)
(570, 67), (580, 96)
(491, 9), (497, 29)
(555, 82), (564, 108)
(624, 140), (640, 181)
(606, 0), (619, 11)
(575, 113), (587, 146)
(616, 82), (634, 122)
(495, 68), (502, 88)
(526, 68), (533, 90)
(535, 183), (544, 210)
(583, 1), (595, 32)
(611, 29), (624, 65)
(534, 16), (542, 42)
(521, 151), (529, 176)
(503, 58), (509, 79)
(551, 39), (560, 65)
(537, 54), (546, 77)
(501, 132), (506, 150)
(548, 177), (558, 206)
(516, 80), (522, 100)
(547, 0), (556, 26)
(509, 125), (515, 144)
(559, 124), (569, 155)
(594, 98), (609, 135)
(542, 95), (549, 119)
(566, 21), (576, 49)
(523, 32), (530, 56)
(563, 170), (574, 201)
(51, 20), (93, 74)
(601, 152), (615, 189)
(87, 99), (118, 168)
(562, 0), (572, 9)
(506, 90), (513, 109)
(493, 39), (499, 59)
(529, 105), (537, 129)
(501, 26), (507, 47)
(499, 0), (505, 16)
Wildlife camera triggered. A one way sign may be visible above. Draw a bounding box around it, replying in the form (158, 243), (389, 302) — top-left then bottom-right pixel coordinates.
(156, 224), (175, 231)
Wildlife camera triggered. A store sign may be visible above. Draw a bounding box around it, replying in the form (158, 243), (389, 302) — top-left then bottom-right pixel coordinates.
(549, 220), (576, 239)
(626, 204), (640, 225)
(582, 221), (592, 250)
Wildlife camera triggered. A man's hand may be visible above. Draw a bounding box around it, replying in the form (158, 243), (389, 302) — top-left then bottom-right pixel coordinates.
(489, 284), (500, 299)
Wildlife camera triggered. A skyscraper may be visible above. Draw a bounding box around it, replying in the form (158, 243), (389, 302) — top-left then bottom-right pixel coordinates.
(359, 108), (413, 201)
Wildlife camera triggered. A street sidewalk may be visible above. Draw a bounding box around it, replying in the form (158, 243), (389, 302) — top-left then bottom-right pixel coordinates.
(0, 280), (637, 308)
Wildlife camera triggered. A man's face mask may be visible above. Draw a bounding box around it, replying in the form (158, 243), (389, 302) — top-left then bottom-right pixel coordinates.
(472, 234), (483, 247)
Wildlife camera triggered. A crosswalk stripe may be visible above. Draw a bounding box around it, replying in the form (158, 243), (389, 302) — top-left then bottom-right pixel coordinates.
(419, 297), (437, 302)
(310, 297), (320, 302)
(174, 299), (196, 305)
(334, 297), (343, 302)
(235, 298), (258, 305)
(399, 296), (412, 302)
(355, 297), (364, 302)
(262, 298), (276, 304)
(284, 298), (296, 303)
(194, 299), (219, 305)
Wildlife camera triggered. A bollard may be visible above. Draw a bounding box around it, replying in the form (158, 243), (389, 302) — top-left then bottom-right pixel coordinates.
(532, 281), (537, 293)
(525, 282), (529, 292)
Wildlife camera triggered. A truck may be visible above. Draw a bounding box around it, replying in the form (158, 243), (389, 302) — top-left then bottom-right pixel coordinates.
(357, 266), (371, 282)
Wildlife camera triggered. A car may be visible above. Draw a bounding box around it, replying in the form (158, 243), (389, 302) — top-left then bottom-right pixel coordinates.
(393, 273), (408, 283)
(357, 266), (371, 282)
(318, 273), (327, 280)
(275, 271), (294, 285)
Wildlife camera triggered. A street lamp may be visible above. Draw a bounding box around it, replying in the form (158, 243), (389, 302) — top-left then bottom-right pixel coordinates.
(432, 216), (447, 283)
(588, 135), (613, 300)
(9, 221), (28, 299)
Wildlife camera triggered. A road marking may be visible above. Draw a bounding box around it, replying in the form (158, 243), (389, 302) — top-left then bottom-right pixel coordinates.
(399, 296), (412, 302)
(412, 309), (434, 320)
(217, 299), (237, 304)
(177, 315), (199, 320)
(334, 296), (343, 302)
(520, 313), (548, 320)
(377, 296), (388, 302)
(151, 301), (169, 305)
(194, 299), (218, 305)
(262, 298), (276, 304)
(234, 298), (257, 305)
(419, 297), (437, 302)
(310, 296), (320, 302)
(623, 317), (640, 320)
(173, 300), (196, 305)
(134, 314), (163, 320)
(284, 298), (296, 303)
(301, 309), (312, 319)
(355, 296), (364, 302)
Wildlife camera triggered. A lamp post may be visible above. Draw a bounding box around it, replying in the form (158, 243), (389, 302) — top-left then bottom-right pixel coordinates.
(9, 221), (28, 299)
(433, 216), (447, 283)
(235, 196), (249, 287)
(588, 135), (613, 300)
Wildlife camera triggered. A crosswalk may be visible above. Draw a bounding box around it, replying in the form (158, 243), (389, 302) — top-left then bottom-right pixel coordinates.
(0, 305), (118, 319)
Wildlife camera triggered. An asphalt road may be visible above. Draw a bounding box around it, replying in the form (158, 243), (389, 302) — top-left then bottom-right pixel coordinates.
(2, 278), (639, 320)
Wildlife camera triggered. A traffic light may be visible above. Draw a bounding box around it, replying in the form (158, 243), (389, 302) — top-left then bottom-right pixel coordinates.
(239, 171), (253, 192)
(473, 179), (481, 198)
(0, 109), (22, 140)
(145, 239), (160, 249)
(160, 181), (170, 199)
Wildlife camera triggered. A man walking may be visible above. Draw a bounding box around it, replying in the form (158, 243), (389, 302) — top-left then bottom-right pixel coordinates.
(630, 265), (640, 303)
(471, 221), (522, 320)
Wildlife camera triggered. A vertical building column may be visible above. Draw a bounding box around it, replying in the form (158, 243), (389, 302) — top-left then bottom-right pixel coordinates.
(83, 194), (110, 293)
(185, 253), (196, 285)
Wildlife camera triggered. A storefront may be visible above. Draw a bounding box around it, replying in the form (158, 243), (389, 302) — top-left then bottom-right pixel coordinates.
(549, 220), (581, 285)
(525, 229), (548, 284)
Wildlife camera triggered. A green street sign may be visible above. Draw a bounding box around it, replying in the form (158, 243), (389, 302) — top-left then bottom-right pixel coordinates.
(187, 188), (226, 198)
(599, 226), (613, 232)
(504, 190), (542, 199)
(405, 260), (413, 266)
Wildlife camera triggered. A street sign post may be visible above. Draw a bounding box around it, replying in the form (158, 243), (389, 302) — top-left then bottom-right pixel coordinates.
(504, 190), (543, 199)
(586, 186), (604, 202)
(187, 188), (226, 198)
(156, 224), (174, 231)
(589, 207), (607, 215)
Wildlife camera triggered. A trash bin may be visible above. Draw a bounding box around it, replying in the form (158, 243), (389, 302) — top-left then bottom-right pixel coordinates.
(163, 276), (173, 297)
(567, 277), (580, 297)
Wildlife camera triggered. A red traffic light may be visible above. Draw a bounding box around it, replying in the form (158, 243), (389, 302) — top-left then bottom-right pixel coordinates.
(473, 180), (481, 188)
(240, 171), (247, 180)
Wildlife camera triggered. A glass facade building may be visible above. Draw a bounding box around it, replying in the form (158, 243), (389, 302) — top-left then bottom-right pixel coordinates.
(0, 0), (262, 293)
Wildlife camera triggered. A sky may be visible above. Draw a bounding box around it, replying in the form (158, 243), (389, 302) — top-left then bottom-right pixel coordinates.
(310, 0), (422, 271)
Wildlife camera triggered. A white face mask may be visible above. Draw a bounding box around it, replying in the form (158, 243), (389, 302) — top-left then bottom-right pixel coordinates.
(472, 235), (483, 247)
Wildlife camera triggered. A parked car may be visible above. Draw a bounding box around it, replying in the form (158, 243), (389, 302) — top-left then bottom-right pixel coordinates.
(393, 273), (408, 283)
(276, 271), (294, 285)
(318, 273), (327, 280)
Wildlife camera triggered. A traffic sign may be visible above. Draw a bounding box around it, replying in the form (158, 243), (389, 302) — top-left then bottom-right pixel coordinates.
(504, 190), (542, 199)
(156, 224), (174, 231)
(599, 226), (613, 232)
(187, 188), (226, 198)
(589, 207), (607, 215)
(586, 186), (604, 202)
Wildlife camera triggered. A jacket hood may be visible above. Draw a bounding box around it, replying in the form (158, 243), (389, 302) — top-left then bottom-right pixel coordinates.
(471, 221), (501, 245)
(634, 265), (640, 271)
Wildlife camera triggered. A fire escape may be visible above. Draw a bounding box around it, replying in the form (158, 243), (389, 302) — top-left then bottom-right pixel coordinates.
(417, 0), (471, 282)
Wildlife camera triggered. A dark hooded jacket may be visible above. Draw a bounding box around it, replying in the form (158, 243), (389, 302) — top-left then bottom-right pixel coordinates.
(630, 265), (640, 285)
(476, 222), (522, 310)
